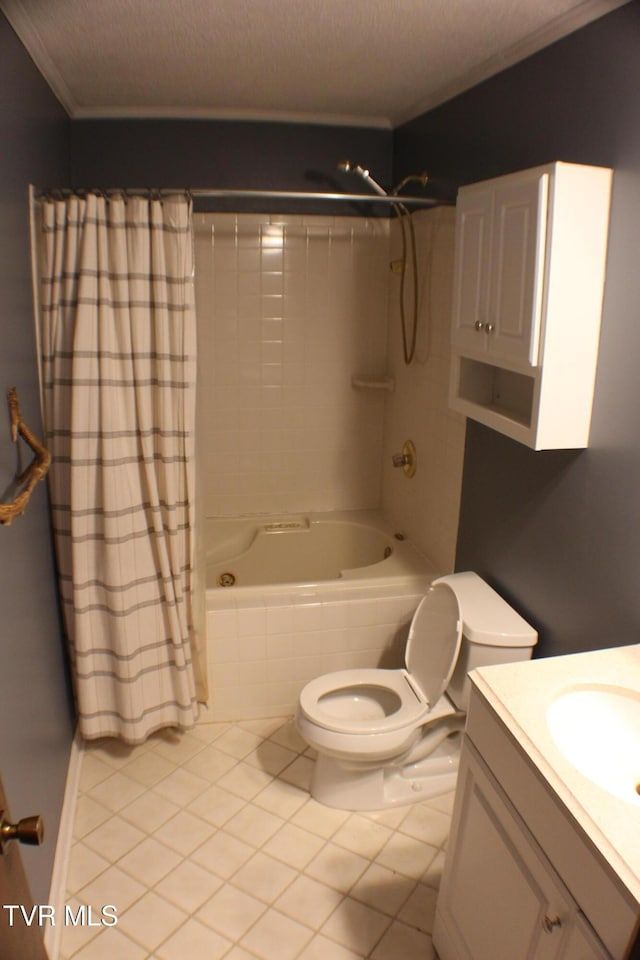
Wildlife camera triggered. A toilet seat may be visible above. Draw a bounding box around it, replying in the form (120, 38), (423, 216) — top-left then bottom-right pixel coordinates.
(298, 581), (462, 739)
(298, 668), (430, 735)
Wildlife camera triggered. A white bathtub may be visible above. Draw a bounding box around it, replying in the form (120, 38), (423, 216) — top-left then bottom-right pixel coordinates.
(203, 511), (438, 721)
(206, 510), (429, 589)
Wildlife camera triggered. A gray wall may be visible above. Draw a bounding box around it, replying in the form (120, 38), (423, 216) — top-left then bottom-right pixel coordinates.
(71, 118), (392, 216)
(395, 1), (640, 658)
(0, 13), (75, 903)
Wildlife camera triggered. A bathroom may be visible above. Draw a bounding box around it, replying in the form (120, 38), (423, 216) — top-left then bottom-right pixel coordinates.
(2, 1), (640, 958)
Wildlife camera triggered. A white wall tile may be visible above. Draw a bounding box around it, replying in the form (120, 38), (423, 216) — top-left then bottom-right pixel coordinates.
(196, 214), (389, 517)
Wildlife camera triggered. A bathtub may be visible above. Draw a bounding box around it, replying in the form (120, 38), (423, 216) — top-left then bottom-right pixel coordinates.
(206, 510), (429, 589)
(203, 511), (438, 721)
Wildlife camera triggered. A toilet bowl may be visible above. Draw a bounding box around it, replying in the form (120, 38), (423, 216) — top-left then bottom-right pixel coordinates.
(295, 572), (537, 810)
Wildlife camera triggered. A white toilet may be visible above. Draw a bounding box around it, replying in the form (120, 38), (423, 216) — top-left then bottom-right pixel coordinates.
(295, 571), (537, 810)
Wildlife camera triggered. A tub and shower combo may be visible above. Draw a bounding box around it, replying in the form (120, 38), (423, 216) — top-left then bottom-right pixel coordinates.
(205, 511), (436, 721)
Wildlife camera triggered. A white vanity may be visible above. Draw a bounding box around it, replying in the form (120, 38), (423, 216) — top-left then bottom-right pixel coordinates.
(434, 644), (640, 959)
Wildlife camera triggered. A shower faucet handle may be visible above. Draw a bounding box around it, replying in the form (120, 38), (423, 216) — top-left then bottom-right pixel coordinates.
(391, 441), (417, 478)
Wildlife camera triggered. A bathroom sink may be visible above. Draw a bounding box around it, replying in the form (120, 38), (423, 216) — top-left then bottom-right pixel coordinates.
(547, 684), (640, 806)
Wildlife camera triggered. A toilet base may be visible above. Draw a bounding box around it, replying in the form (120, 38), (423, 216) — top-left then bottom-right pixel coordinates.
(310, 735), (461, 811)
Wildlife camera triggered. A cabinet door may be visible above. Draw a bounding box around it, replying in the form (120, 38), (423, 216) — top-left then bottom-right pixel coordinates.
(451, 186), (493, 355)
(489, 171), (549, 366)
(560, 913), (612, 960)
(433, 744), (599, 960)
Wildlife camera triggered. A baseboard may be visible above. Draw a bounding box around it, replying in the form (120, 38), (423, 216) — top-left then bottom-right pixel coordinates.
(44, 728), (83, 960)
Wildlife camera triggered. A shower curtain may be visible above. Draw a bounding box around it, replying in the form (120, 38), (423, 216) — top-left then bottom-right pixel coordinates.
(38, 192), (202, 743)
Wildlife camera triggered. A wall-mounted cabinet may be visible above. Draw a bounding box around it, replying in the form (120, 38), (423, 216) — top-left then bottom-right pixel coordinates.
(449, 162), (612, 449)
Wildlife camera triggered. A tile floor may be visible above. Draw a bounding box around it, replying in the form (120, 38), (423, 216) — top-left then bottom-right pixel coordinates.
(60, 715), (454, 960)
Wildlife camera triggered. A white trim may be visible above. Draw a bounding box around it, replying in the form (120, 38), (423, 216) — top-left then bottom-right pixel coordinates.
(394, 0), (631, 125)
(69, 104), (393, 129)
(44, 729), (83, 960)
(1, 0), (76, 116)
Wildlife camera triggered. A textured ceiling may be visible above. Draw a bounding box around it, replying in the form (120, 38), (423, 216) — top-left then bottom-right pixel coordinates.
(0, 0), (629, 127)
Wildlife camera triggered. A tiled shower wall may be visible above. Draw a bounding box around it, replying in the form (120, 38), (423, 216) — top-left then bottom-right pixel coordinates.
(194, 214), (390, 517)
(382, 208), (465, 573)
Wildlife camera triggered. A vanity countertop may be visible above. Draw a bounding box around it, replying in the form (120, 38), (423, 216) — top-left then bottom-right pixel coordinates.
(471, 643), (640, 906)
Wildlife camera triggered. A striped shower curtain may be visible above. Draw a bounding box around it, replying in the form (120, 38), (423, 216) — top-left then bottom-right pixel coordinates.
(38, 192), (201, 743)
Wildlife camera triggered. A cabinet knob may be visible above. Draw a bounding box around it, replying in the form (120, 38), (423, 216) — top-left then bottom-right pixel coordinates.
(542, 914), (562, 934)
(474, 320), (485, 331)
(485, 323), (495, 334)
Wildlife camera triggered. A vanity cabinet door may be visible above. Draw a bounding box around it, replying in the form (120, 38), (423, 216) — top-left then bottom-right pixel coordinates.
(489, 171), (548, 366)
(451, 170), (548, 367)
(433, 741), (612, 960)
(561, 913), (612, 960)
(451, 186), (493, 356)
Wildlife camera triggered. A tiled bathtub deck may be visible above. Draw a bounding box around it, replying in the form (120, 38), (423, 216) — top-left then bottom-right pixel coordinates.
(60, 715), (453, 960)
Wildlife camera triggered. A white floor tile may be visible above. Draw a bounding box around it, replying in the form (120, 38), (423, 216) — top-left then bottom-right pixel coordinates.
(119, 788), (181, 833)
(77, 864), (146, 913)
(275, 874), (343, 929)
(224, 802), (285, 848)
(291, 798), (350, 839)
(72, 795), (112, 839)
(320, 896), (391, 955)
(397, 881), (439, 933)
(262, 822), (326, 870)
(240, 908), (314, 960)
(332, 814), (393, 860)
(252, 777), (308, 820)
(83, 815), (146, 863)
(155, 917), (232, 960)
(152, 766), (210, 806)
(187, 782), (247, 826)
(182, 744), (240, 781)
(305, 842), (369, 893)
(214, 725), (264, 759)
(197, 884), (267, 940)
(117, 834), (182, 886)
(71, 925), (148, 960)
(375, 832), (439, 880)
(155, 808), (217, 855)
(191, 829), (255, 879)
(69, 722), (452, 960)
(297, 933), (366, 960)
(154, 858), (224, 913)
(398, 803), (451, 848)
(231, 850), (298, 903)
(119, 748), (177, 787)
(217, 761), (275, 800)
(349, 862), (416, 918)
(244, 739), (298, 776)
(370, 919), (436, 960)
(115, 890), (187, 951)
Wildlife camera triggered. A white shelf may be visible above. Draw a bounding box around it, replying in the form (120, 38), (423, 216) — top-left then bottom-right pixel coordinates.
(351, 375), (395, 392)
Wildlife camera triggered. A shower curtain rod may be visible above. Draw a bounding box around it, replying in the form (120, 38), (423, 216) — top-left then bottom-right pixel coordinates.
(189, 188), (445, 207)
(36, 187), (446, 207)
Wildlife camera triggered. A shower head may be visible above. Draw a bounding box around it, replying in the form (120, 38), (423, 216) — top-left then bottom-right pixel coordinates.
(337, 160), (388, 197)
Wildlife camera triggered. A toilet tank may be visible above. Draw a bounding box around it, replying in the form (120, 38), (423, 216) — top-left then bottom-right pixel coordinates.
(435, 572), (537, 711)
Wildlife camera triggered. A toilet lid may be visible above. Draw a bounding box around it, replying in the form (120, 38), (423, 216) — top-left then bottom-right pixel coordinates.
(405, 582), (462, 706)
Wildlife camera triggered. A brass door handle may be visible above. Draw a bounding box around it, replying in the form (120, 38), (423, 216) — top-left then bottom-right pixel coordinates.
(0, 810), (44, 853)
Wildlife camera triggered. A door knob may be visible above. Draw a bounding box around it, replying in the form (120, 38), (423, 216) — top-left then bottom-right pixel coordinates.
(0, 810), (44, 853)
